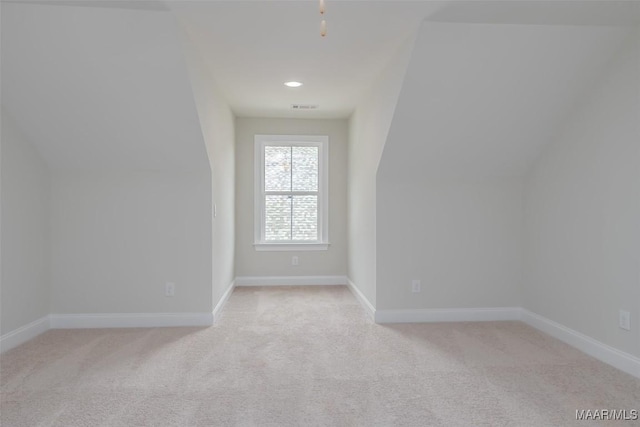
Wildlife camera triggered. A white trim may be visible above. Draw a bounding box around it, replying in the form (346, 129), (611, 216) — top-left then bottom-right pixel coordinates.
(49, 312), (213, 329)
(213, 280), (236, 323)
(234, 275), (348, 286)
(0, 316), (51, 353)
(254, 243), (329, 251)
(521, 309), (640, 379)
(347, 279), (376, 322)
(374, 307), (522, 324)
(254, 134), (329, 247)
(4, 304), (637, 379)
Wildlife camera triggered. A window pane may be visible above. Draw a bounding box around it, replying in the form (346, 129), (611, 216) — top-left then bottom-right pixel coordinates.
(265, 146), (291, 191)
(265, 195), (291, 241)
(292, 195), (318, 241)
(292, 146), (318, 191)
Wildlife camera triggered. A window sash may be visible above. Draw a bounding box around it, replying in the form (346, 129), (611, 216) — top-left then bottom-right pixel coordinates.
(264, 194), (319, 242)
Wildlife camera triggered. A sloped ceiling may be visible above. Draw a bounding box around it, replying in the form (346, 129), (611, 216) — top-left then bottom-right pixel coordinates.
(170, 1), (440, 119)
(2, 1), (638, 174)
(428, 0), (640, 26)
(378, 21), (633, 179)
(1, 2), (208, 171)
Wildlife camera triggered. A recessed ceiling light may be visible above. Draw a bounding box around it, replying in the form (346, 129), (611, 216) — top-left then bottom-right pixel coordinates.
(284, 81), (303, 88)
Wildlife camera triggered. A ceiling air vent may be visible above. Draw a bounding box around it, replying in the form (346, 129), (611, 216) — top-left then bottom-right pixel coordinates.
(291, 104), (319, 110)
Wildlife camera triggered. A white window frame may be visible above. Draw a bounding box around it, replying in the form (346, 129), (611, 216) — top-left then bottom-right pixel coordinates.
(254, 134), (329, 251)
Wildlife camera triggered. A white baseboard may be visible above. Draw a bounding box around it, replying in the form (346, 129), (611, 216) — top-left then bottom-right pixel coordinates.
(521, 309), (640, 379)
(375, 307), (522, 324)
(234, 275), (348, 286)
(347, 279), (376, 321)
(213, 280), (236, 323)
(4, 299), (638, 380)
(0, 316), (51, 353)
(49, 312), (213, 329)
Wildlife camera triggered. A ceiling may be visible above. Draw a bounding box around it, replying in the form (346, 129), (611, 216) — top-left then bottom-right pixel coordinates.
(171, 0), (639, 119)
(4, 1), (638, 122)
(2, 0), (639, 172)
(170, 1), (442, 118)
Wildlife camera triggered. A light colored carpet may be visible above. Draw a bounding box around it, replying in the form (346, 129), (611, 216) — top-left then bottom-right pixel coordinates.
(1, 286), (639, 426)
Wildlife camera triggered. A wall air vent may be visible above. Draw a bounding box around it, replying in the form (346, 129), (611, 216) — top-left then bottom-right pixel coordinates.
(291, 104), (319, 110)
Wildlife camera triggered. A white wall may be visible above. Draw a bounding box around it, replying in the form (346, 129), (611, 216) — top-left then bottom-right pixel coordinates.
(376, 176), (523, 310)
(180, 25), (236, 307)
(1, 110), (51, 334)
(371, 21), (531, 311)
(369, 21), (629, 313)
(524, 31), (640, 358)
(50, 170), (212, 314)
(347, 34), (417, 306)
(3, 7), (223, 318)
(235, 118), (348, 278)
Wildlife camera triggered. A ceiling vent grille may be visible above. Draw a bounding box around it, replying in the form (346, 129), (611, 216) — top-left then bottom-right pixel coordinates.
(291, 104), (319, 110)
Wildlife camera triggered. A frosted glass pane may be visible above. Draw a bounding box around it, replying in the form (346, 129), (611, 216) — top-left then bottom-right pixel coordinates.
(265, 146), (291, 191)
(292, 195), (317, 241)
(265, 195), (291, 241)
(292, 146), (318, 191)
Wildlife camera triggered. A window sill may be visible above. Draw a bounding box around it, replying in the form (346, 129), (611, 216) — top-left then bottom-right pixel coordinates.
(254, 243), (330, 251)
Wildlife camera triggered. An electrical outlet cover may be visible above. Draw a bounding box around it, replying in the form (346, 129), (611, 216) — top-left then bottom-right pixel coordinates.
(411, 280), (421, 293)
(619, 310), (630, 331)
(165, 282), (175, 297)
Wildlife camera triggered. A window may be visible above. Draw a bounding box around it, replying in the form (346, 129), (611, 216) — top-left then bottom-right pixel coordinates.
(254, 135), (329, 251)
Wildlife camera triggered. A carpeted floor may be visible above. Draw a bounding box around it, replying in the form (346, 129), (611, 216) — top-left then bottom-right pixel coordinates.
(1, 285), (639, 426)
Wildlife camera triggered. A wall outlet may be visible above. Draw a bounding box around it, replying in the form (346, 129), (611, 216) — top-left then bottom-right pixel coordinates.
(411, 279), (421, 293)
(292, 256), (299, 266)
(619, 310), (631, 331)
(165, 282), (175, 297)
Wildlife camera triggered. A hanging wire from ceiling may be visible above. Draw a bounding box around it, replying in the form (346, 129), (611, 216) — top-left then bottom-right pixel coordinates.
(319, 0), (327, 37)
